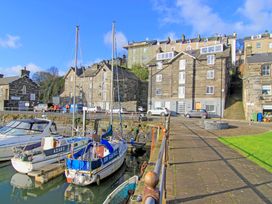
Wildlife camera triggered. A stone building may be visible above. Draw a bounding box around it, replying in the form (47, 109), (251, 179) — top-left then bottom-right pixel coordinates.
(244, 32), (272, 58)
(0, 68), (39, 111)
(243, 32), (272, 120)
(147, 43), (231, 117)
(60, 60), (147, 111)
(243, 53), (272, 120)
(124, 33), (236, 68)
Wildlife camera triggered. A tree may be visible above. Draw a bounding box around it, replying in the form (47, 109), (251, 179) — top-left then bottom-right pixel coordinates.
(130, 64), (149, 81)
(32, 67), (64, 103)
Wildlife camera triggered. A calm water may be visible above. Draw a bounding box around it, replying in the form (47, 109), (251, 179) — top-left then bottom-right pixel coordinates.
(0, 153), (147, 204)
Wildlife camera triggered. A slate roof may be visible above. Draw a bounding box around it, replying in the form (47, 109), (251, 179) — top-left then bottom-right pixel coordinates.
(0, 76), (19, 85)
(246, 53), (272, 63)
(147, 47), (231, 66)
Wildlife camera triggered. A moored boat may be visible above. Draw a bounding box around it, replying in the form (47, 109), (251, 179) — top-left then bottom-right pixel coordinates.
(103, 175), (138, 204)
(65, 136), (127, 186)
(11, 135), (91, 174)
(0, 118), (58, 161)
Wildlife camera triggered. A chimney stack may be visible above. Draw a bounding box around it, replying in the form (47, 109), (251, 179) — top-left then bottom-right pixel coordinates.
(21, 66), (30, 77)
(181, 34), (186, 43)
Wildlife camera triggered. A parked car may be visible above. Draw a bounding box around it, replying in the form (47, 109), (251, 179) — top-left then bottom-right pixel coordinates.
(147, 107), (170, 116)
(185, 109), (208, 119)
(85, 106), (102, 113)
(108, 107), (127, 114)
(138, 106), (145, 112)
(70, 104), (84, 113)
(33, 104), (48, 112)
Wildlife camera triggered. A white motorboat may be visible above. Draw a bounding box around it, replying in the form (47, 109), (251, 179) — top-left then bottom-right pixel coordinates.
(0, 118), (58, 161)
(11, 135), (91, 174)
(65, 136), (127, 186)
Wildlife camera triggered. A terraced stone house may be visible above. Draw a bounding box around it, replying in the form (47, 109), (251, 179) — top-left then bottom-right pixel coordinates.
(60, 60), (147, 111)
(243, 32), (272, 120)
(147, 43), (232, 117)
(0, 68), (39, 111)
(124, 33), (236, 69)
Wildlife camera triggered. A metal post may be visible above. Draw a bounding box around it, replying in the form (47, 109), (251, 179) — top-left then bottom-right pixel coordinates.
(72, 25), (79, 136)
(82, 109), (86, 136)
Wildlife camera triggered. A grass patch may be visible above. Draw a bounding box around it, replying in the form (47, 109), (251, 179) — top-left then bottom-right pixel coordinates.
(218, 131), (272, 173)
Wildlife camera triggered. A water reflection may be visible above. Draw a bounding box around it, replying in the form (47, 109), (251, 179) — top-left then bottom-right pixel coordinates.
(10, 173), (65, 202)
(0, 153), (147, 204)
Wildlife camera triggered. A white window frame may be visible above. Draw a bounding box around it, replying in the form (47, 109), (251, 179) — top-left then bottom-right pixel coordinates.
(179, 59), (186, 70)
(207, 70), (215, 79)
(206, 104), (215, 112)
(206, 86), (214, 94)
(207, 55), (215, 65)
(179, 72), (185, 84)
(269, 43), (272, 49)
(156, 74), (162, 82)
(256, 42), (261, 49)
(156, 52), (174, 61)
(178, 86), (185, 99)
(157, 61), (163, 70)
(262, 85), (271, 95)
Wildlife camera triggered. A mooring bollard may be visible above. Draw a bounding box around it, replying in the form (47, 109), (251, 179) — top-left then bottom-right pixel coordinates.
(143, 171), (159, 203)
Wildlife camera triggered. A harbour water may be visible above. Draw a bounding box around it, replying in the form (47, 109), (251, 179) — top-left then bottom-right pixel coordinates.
(0, 153), (147, 204)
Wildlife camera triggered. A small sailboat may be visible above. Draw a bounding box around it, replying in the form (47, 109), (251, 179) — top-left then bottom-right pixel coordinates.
(0, 118), (58, 161)
(65, 134), (127, 185)
(11, 135), (91, 174)
(65, 22), (128, 186)
(103, 175), (138, 204)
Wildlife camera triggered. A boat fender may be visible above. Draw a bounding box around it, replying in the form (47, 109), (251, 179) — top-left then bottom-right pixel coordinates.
(96, 175), (100, 186)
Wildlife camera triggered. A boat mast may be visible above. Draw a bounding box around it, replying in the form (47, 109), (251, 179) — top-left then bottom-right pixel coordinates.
(72, 25), (79, 137)
(110, 22), (115, 125)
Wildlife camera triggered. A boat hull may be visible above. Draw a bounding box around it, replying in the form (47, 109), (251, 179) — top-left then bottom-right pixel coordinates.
(0, 146), (14, 161)
(11, 144), (88, 174)
(66, 144), (127, 186)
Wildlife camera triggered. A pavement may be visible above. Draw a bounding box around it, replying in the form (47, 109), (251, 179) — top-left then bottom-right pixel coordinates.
(166, 117), (272, 204)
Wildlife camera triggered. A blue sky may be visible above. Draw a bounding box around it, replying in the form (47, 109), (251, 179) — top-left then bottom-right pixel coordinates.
(1, 0), (272, 77)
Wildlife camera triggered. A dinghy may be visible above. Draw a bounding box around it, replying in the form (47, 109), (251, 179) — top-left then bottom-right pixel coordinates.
(103, 175), (138, 204)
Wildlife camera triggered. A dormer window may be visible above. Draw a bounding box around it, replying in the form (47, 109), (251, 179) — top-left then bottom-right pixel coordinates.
(156, 52), (174, 61)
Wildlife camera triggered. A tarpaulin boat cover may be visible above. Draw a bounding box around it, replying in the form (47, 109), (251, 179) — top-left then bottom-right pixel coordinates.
(101, 125), (113, 138)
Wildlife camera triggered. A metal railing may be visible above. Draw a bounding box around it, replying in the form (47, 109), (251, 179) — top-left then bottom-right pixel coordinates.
(145, 115), (170, 204)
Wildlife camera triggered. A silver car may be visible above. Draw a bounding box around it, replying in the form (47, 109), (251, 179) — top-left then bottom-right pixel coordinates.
(185, 109), (208, 119)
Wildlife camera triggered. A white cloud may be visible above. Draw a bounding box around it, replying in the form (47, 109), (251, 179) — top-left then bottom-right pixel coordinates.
(151, 0), (272, 37)
(104, 30), (128, 51)
(0, 63), (42, 77)
(0, 34), (21, 48)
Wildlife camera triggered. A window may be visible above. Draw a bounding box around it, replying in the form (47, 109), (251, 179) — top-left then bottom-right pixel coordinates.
(156, 52), (174, 60)
(200, 44), (223, 54)
(256, 42), (261, 49)
(207, 70), (215, 79)
(262, 85), (271, 95)
(178, 86), (185, 98)
(207, 55), (215, 65)
(156, 74), (162, 82)
(143, 48), (147, 53)
(179, 59), (186, 70)
(262, 65), (270, 76)
(269, 43), (272, 49)
(70, 76), (73, 81)
(179, 72), (185, 84)
(206, 105), (215, 112)
(156, 88), (162, 96)
(206, 86), (214, 94)
(157, 61), (163, 69)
